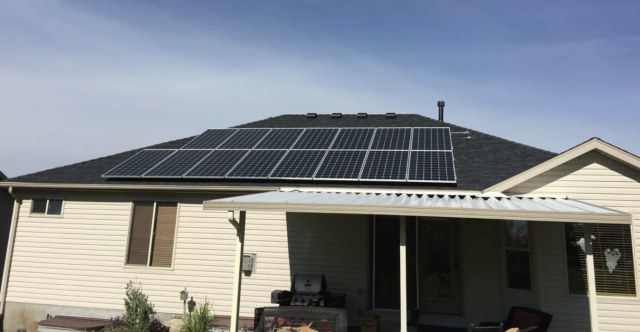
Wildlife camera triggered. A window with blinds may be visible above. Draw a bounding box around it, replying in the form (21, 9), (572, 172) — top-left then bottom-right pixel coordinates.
(127, 202), (178, 268)
(564, 223), (636, 296)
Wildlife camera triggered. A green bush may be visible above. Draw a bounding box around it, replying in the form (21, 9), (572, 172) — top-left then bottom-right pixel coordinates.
(181, 299), (213, 332)
(123, 280), (157, 332)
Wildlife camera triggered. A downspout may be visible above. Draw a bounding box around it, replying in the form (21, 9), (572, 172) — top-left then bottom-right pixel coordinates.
(0, 187), (22, 320)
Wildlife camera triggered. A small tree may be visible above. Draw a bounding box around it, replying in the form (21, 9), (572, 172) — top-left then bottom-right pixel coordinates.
(124, 280), (156, 332)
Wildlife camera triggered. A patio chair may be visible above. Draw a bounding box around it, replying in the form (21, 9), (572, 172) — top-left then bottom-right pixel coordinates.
(469, 306), (553, 332)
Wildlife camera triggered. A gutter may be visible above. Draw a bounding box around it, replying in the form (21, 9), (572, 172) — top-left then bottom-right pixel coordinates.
(0, 182), (279, 193)
(0, 187), (21, 319)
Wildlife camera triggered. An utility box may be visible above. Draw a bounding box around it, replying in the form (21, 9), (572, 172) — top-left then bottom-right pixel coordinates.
(242, 253), (256, 272)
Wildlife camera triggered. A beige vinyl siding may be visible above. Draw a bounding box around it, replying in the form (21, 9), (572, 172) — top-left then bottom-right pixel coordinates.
(240, 212), (369, 323)
(508, 151), (640, 332)
(5, 192), (369, 324)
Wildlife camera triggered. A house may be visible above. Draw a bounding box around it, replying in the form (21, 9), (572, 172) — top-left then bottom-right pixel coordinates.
(0, 111), (639, 332)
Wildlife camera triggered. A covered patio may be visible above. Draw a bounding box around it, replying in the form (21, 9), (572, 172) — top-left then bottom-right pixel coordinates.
(203, 190), (632, 332)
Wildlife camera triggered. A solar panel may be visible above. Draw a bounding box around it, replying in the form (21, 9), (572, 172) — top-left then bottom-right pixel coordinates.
(184, 150), (250, 178)
(314, 150), (367, 180)
(143, 150), (211, 177)
(292, 128), (339, 149)
(370, 128), (412, 150)
(218, 129), (271, 149)
(255, 129), (304, 149)
(104, 126), (457, 183)
(407, 151), (456, 182)
(181, 129), (237, 149)
(103, 149), (176, 177)
(411, 128), (452, 151)
(270, 150), (327, 179)
(226, 150), (287, 178)
(330, 128), (375, 150)
(360, 151), (409, 181)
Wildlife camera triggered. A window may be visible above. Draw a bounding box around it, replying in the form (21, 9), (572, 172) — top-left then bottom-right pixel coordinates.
(31, 198), (63, 215)
(127, 202), (178, 268)
(564, 223), (636, 296)
(504, 220), (532, 290)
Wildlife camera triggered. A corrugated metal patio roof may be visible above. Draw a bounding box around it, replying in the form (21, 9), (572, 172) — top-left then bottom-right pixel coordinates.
(204, 190), (631, 224)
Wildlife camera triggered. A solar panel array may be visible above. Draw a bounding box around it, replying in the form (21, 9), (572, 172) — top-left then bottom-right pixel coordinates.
(103, 127), (456, 183)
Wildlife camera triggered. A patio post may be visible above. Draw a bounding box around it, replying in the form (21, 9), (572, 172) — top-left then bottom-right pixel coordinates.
(583, 224), (599, 332)
(399, 216), (408, 332)
(229, 210), (246, 332)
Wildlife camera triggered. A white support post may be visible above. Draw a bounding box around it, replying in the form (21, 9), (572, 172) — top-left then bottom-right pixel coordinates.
(400, 216), (408, 332)
(584, 224), (599, 332)
(229, 211), (246, 332)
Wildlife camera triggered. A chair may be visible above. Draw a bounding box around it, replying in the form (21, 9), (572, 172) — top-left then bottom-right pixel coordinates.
(470, 307), (553, 332)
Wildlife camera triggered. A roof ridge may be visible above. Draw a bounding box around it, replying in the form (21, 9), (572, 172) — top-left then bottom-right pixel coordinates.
(6, 136), (195, 182)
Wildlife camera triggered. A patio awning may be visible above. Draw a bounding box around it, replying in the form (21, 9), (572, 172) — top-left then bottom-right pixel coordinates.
(204, 190), (631, 224)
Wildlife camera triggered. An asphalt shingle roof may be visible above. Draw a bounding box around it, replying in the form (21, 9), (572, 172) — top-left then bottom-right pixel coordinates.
(3, 114), (556, 191)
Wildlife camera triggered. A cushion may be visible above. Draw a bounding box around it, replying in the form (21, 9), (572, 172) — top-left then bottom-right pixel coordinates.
(511, 309), (542, 329)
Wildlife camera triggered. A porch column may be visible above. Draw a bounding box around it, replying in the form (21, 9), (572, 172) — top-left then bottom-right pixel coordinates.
(229, 210), (246, 332)
(399, 216), (408, 332)
(583, 224), (599, 332)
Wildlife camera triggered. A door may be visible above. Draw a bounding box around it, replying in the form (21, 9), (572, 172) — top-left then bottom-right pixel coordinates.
(372, 217), (462, 315)
(417, 218), (462, 315)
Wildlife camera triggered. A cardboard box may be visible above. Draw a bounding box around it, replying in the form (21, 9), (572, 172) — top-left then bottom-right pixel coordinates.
(358, 310), (380, 332)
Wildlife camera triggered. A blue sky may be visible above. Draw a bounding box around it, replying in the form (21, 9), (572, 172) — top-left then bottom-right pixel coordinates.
(1, 0), (639, 177)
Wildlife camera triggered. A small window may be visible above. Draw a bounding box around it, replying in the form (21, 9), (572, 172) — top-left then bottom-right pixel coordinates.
(504, 220), (532, 290)
(564, 223), (636, 296)
(31, 198), (63, 215)
(126, 202), (178, 268)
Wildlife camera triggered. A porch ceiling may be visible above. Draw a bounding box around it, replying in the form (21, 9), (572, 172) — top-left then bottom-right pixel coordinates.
(203, 191), (631, 224)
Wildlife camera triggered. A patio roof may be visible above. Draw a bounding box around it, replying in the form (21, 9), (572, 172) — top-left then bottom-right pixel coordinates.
(204, 190), (631, 224)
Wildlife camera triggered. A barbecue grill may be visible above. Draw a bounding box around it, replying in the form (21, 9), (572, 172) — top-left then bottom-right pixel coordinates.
(271, 273), (346, 308)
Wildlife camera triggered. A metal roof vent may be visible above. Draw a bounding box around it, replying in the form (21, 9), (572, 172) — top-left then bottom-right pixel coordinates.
(385, 113), (396, 119)
(306, 113), (317, 119)
(357, 113), (367, 119)
(331, 113), (342, 119)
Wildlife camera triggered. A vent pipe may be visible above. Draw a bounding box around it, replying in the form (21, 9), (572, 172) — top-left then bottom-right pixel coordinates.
(437, 101), (445, 122)
(331, 113), (342, 119)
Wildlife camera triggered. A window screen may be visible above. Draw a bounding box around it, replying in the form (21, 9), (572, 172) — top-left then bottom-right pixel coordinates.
(126, 201), (178, 267)
(565, 223), (636, 296)
(31, 199), (47, 214)
(31, 198), (63, 215)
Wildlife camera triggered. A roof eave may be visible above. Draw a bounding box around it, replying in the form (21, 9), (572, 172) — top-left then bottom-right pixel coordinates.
(0, 181), (280, 193)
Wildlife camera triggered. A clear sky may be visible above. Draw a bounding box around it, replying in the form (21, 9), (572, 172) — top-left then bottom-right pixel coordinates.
(1, 0), (639, 178)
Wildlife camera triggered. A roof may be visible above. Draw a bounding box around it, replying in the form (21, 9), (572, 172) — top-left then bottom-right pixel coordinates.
(0, 170), (6, 181)
(1, 114), (556, 191)
(204, 190), (631, 224)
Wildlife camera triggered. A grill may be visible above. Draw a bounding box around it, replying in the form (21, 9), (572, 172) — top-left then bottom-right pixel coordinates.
(271, 274), (346, 308)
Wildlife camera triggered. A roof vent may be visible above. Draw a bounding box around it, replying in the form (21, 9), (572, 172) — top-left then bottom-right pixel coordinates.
(331, 113), (342, 119)
(437, 100), (445, 122)
(306, 113), (317, 119)
(385, 113), (396, 119)
(357, 113), (367, 119)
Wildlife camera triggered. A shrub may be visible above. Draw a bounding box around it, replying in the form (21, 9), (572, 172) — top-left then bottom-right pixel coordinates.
(102, 316), (127, 332)
(149, 319), (170, 332)
(181, 299), (213, 332)
(124, 280), (156, 332)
